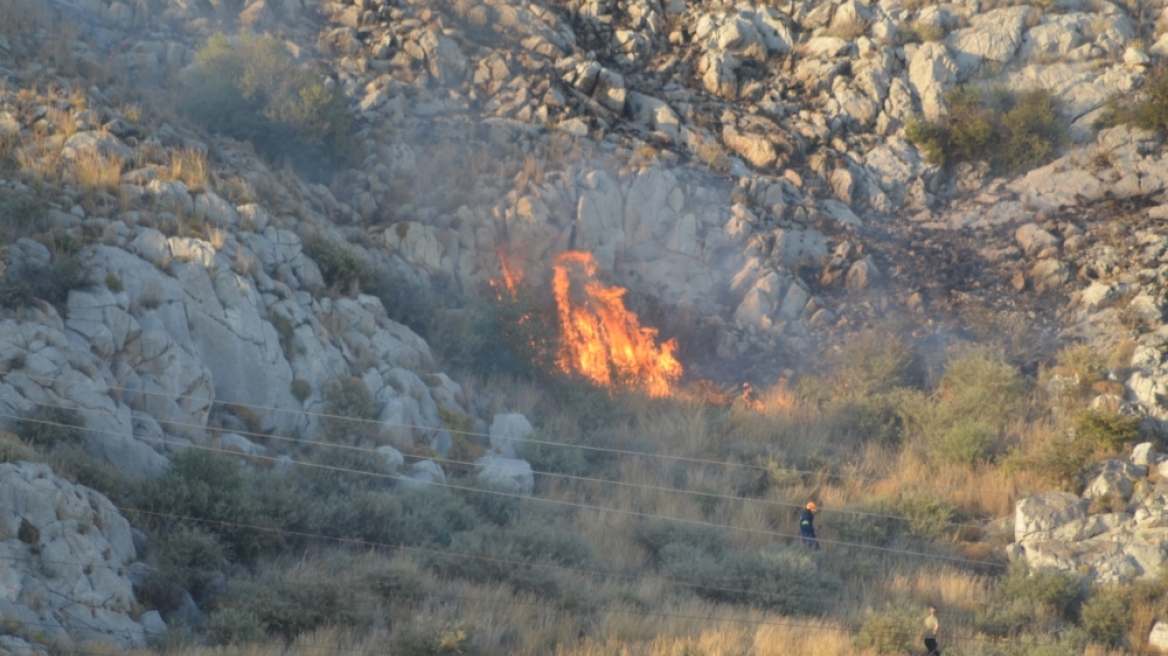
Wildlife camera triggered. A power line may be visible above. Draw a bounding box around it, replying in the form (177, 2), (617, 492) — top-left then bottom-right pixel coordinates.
(0, 392), (991, 533)
(2, 409), (1008, 570)
(0, 370), (1024, 500)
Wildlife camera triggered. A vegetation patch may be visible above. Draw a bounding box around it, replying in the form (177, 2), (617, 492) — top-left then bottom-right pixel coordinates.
(181, 32), (355, 181)
(906, 85), (1066, 173)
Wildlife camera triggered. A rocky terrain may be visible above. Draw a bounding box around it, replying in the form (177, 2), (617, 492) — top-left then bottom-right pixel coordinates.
(5, 0), (1168, 650)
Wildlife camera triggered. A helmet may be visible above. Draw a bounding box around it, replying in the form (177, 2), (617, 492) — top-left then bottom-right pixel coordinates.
(806, 502), (817, 511)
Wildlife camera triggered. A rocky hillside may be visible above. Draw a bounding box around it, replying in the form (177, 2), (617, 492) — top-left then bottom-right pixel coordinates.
(4, 0), (1168, 651)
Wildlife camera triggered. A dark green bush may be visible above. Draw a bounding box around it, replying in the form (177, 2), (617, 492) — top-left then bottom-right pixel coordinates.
(155, 524), (224, 597)
(18, 405), (84, 448)
(206, 607), (265, 646)
(50, 444), (133, 503)
(289, 378), (312, 403)
(1074, 409), (1140, 453)
(1080, 586), (1129, 647)
(833, 492), (956, 546)
(660, 544), (841, 614)
(367, 567), (428, 603)
(635, 518), (727, 565)
(182, 33), (355, 181)
(427, 518), (594, 597)
(1099, 66), (1168, 135)
(230, 575), (358, 642)
(320, 375), (377, 445)
(996, 563), (1084, 622)
(930, 421), (997, 465)
(854, 604), (920, 655)
(0, 243), (88, 310)
(131, 449), (278, 562)
(827, 330), (917, 398)
(301, 234), (374, 293)
(906, 86), (1065, 173)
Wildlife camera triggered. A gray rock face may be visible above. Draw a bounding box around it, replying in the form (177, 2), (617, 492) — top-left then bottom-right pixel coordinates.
(474, 454), (535, 495)
(0, 462), (149, 648)
(489, 413), (534, 458)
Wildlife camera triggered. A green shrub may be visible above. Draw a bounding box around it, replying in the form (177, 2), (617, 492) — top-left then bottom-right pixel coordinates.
(131, 449), (277, 562)
(18, 405), (85, 448)
(181, 33), (355, 181)
(1053, 344), (1106, 394)
(50, 444), (132, 503)
(996, 562), (1084, 621)
(660, 544), (841, 614)
(906, 86), (1065, 173)
(930, 421), (997, 465)
(427, 518), (594, 597)
(393, 619), (477, 656)
(854, 604), (921, 654)
(155, 524), (223, 597)
(833, 492), (956, 545)
(206, 606), (265, 646)
(289, 378), (312, 403)
(1099, 66), (1168, 135)
(0, 247), (88, 311)
(1080, 586), (1129, 647)
(827, 330), (916, 398)
(367, 567), (428, 603)
(825, 396), (904, 446)
(230, 575), (358, 642)
(0, 433), (34, 465)
(974, 598), (1042, 638)
(1074, 409), (1140, 453)
(301, 234), (374, 293)
(635, 518), (727, 564)
(104, 272), (123, 293)
(898, 21), (945, 43)
(320, 375), (377, 445)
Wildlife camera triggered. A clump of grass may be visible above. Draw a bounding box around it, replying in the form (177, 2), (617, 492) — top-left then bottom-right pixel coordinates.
(906, 85), (1066, 173)
(18, 405), (85, 448)
(168, 147), (208, 192)
(73, 149), (123, 194)
(898, 21), (946, 43)
(181, 32), (356, 182)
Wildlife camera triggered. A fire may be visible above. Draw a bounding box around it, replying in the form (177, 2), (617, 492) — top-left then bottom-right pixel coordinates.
(552, 251), (682, 397)
(495, 246), (524, 296)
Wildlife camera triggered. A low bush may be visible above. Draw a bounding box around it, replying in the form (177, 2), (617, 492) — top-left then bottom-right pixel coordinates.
(995, 563), (1084, 622)
(181, 33), (355, 181)
(230, 575), (359, 642)
(155, 524), (224, 598)
(393, 619), (477, 656)
(854, 603), (921, 654)
(1080, 586), (1129, 647)
(301, 234), (374, 294)
(49, 444), (132, 503)
(833, 492), (956, 545)
(660, 544), (841, 614)
(1099, 66), (1168, 135)
(367, 567), (429, 603)
(1074, 408), (1140, 453)
(320, 375), (378, 445)
(206, 606), (265, 646)
(131, 449), (278, 563)
(18, 405), (84, 448)
(906, 85), (1065, 173)
(428, 518), (594, 597)
(635, 518), (727, 564)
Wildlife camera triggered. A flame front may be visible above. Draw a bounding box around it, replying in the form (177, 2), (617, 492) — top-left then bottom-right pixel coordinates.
(552, 251), (682, 397)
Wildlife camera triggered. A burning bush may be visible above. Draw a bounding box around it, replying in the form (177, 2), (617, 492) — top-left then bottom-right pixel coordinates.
(182, 32), (355, 181)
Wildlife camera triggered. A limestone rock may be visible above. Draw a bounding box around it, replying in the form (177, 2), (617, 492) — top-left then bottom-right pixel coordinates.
(489, 413), (533, 459)
(474, 454), (534, 495)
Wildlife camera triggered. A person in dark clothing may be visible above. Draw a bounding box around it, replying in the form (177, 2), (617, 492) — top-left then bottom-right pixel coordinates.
(800, 501), (819, 550)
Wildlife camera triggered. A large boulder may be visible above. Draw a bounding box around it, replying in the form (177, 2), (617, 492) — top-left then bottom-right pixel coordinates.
(475, 454), (534, 495)
(0, 462), (150, 648)
(489, 413), (533, 458)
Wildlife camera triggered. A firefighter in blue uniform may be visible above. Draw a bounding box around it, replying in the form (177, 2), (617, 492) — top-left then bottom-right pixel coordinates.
(800, 501), (819, 550)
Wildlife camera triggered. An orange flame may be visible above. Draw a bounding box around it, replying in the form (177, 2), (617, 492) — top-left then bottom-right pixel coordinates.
(552, 251), (682, 397)
(496, 246), (524, 296)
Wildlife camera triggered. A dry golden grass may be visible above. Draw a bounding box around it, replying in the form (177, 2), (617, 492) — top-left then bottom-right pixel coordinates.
(73, 149), (124, 194)
(168, 147), (209, 192)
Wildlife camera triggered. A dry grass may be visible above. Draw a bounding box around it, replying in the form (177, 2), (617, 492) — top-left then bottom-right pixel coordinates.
(168, 147), (208, 192)
(73, 149), (124, 194)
